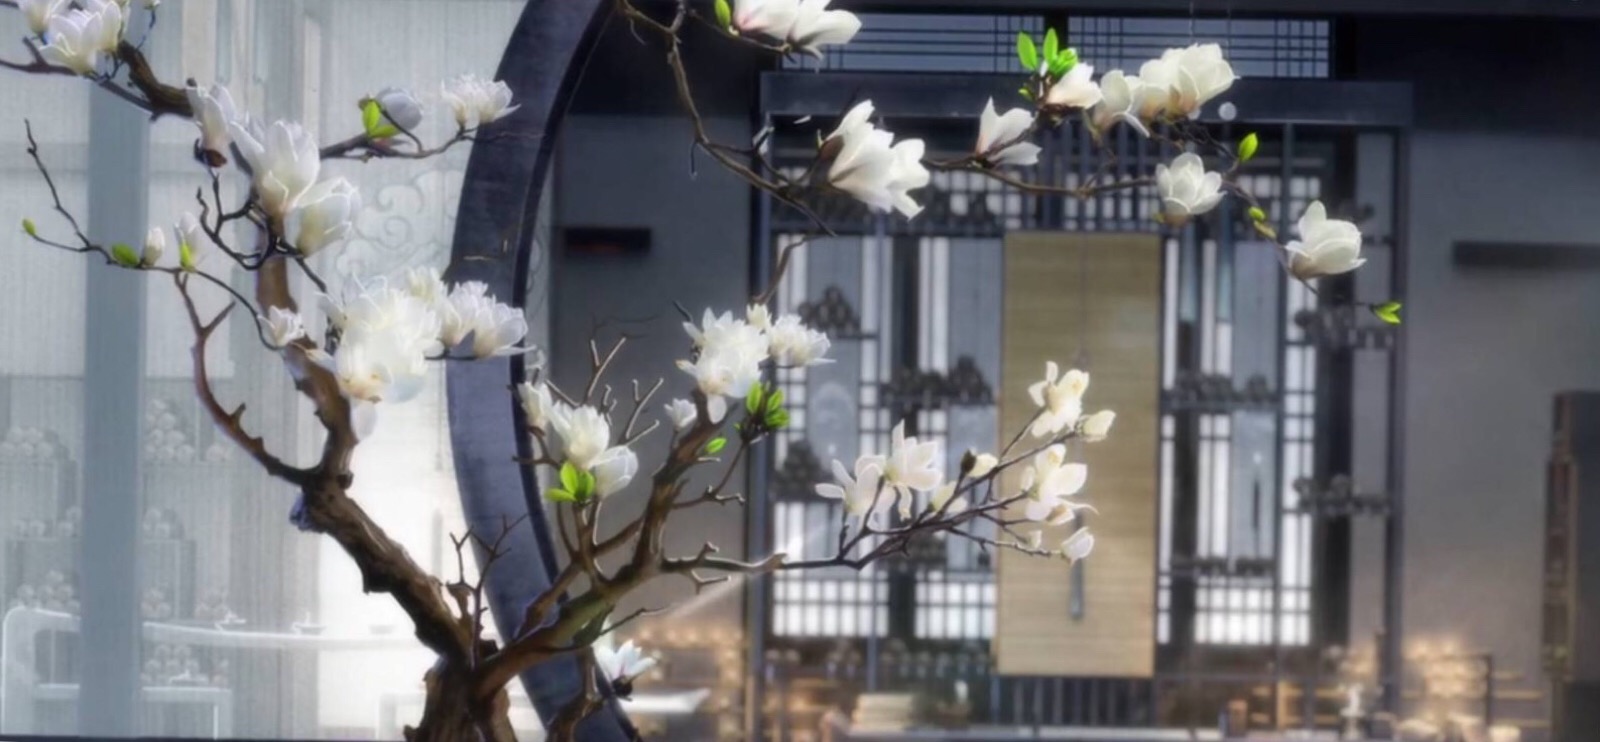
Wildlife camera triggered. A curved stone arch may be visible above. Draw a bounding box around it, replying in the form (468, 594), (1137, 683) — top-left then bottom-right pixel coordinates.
(443, 1), (633, 738)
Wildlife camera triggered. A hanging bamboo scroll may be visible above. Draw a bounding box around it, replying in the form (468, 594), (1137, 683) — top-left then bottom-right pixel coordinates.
(994, 232), (1161, 678)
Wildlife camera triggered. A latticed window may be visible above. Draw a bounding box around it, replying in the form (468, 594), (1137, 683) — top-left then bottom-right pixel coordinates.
(763, 11), (1341, 659)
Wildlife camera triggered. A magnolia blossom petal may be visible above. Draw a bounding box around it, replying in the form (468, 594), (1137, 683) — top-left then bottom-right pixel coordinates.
(1155, 153), (1225, 224)
(231, 120), (321, 220)
(968, 452), (998, 479)
(186, 83), (241, 164)
(1045, 63), (1102, 109)
(732, 0), (800, 40)
(258, 307), (307, 349)
(1060, 528), (1095, 563)
(291, 177), (361, 256)
(547, 405), (611, 471)
(976, 98), (1041, 167)
(21, 0), (68, 37)
(664, 398), (698, 430)
(1285, 200), (1366, 280)
(1078, 410), (1116, 441)
(591, 446), (639, 498)
(788, 0), (861, 55)
(518, 381), (557, 431)
(373, 87), (424, 131)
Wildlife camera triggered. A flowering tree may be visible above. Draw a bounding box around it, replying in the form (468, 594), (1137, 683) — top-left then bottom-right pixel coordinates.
(2, 0), (1387, 740)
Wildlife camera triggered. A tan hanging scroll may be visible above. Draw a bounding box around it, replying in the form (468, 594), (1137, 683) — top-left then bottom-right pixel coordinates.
(994, 232), (1162, 678)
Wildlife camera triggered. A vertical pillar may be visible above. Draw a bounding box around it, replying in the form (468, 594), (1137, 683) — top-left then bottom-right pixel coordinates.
(78, 85), (150, 735)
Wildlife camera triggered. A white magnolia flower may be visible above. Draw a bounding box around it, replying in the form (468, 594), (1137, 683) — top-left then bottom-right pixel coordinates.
(40, 0), (124, 76)
(545, 404), (612, 471)
(176, 212), (207, 267)
(440, 282), (528, 358)
(746, 303), (772, 330)
(591, 445), (639, 498)
(683, 308), (766, 353)
(767, 314), (830, 366)
(21, 0), (68, 38)
(320, 277), (445, 376)
(1043, 63), (1103, 110)
(975, 98), (1041, 167)
(596, 640), (657, 684)
(1060, 528), (1095, 563)
(1028, 362), (1088, 437)
(334, 281), (443, 345)
(1023, 444), (1090, 525)
(815, 456), (888, 523)
(517, 381), (559, 431)
(230, 120), (321, 221)
(1087, 70), (1154, 138)
(1285, 200), (1365, 281)
(787, 0), (861, 56)
(141, 226), (165, 267)
(318, 325), (433, 405)
(827, 102), (930, 219)
(677, 345), (763, 424)
(1078, 410), (1116, 442)
(968, 452), (998, 479)
(1155, 153), (1224, 224)
(440, 74), (518, 129)
(678, 308), (768, 422)
(1138, 43), (1237, 119)
(664, 398), (698, 430)
(290, 177), (361, 256)
(882, 421), (942, 505)
(186, 83), (241, 165)
(258, 307), (307, 349)
(731, 0), (799, 40)
(371, 87), (424, 132)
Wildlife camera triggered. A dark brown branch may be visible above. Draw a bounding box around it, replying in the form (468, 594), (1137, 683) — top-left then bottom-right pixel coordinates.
(174, 275), (311, 485)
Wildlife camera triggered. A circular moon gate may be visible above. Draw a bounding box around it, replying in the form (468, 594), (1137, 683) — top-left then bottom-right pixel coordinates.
(443, 1), (630, 738)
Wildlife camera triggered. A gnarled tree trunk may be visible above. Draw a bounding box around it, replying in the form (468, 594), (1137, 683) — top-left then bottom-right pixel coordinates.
(444, 0), (630, 739)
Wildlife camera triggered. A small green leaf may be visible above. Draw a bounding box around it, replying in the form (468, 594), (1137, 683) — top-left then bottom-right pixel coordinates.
(705, 437), (727, 455)
(745, 384), (764, 415)
(1372, 301), (1403, 325)
(714, 0), (732, 30)
(1043, 28), (1060, 67)
(179, 241), (196, 272)
(545, 488), (578, 503)
(575, 469), (597, 500)
(559, 462), (581, 494)
(1252, 221), (1278, 241)
(1048, 48), (1078, 78)
(360, 99), (382, 136)
(1238, 132), (1260, 163)
(765, 408), (791, 429)
(21, 218), (36, 237)
(1018, 87), (1034, 101)
(764, 387), (785, 414)
(368, 122), (400, 139)
(1016, 32), (1038, 72)
(1247, 206), (1268, 223)
(111, 243), (141, 268)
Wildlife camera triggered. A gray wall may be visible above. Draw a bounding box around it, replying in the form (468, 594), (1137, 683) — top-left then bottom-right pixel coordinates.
(1398, 132), (1600, 726)
(551, 114), (754, 632)
(1356, 17), (1600, 729)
